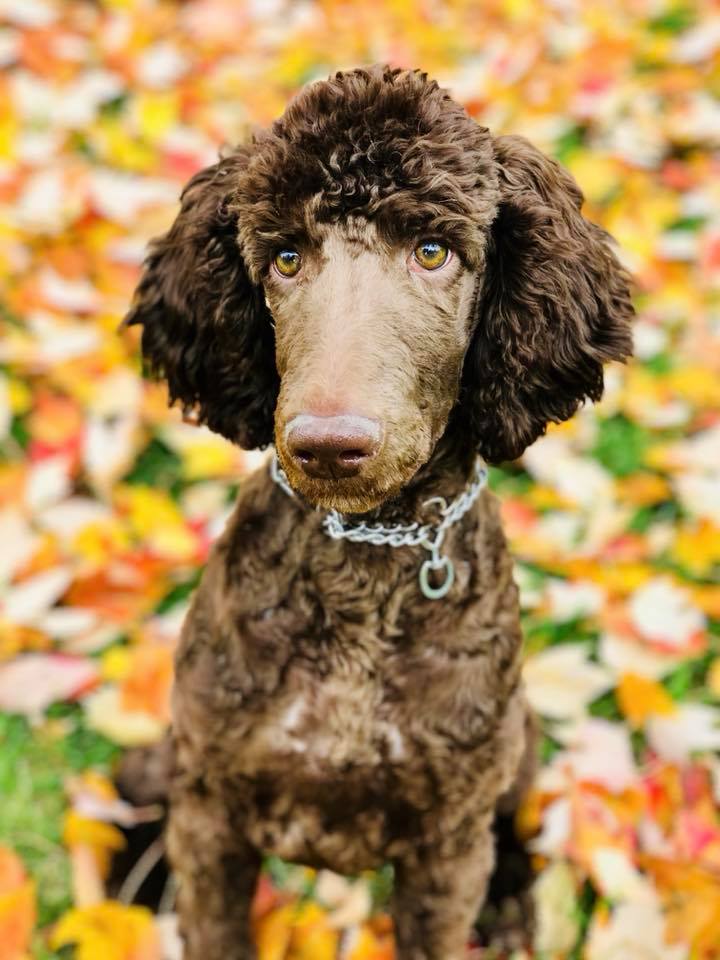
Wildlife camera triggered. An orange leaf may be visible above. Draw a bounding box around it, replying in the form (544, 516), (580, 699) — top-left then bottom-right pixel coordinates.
(692, 586), (720, 620)
(346, 922), (396, 960)
(0, 847), (36, 960)
(255, 903), (294, 960)
(120, 644), (174, 723)
(614, 472), (672, 507)
(287, 903), (339, 960)
(617, 673), (677, 729)
(644, 857), (720, 956)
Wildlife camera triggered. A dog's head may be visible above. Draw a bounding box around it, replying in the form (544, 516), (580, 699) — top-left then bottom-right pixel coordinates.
(125, 66), (633, 513)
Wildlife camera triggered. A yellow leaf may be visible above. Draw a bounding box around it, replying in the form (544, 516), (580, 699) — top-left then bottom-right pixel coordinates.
(76, 771), (119, 804)
(73, 520), (132, 570)
(101, 646), (133, 682)
(181, 439), (237, 480)
(525, 484), (573, 511)
(288, 902), (339, 960)
(95, 119), (156, 173)
(666, 367), (720, 408)
(672, 520), (720, 577)
(256, 903), (294, 960)
(689, 586), (720, 620)
(617, 673), (676, 729)
(135, 92), (180, 141)
(63, 812), (126, 853)
(63, 812), (125, 880)
(567, 153), (620, 204)
(559, 560), (655, 596)
(707, 659), (720, 699)
(118, 486), (198, 561)
(0, 115), (18, 162)
(614, 472), (671, 507)
(7, 378), (31, 415)
(51, 901), (160, 960)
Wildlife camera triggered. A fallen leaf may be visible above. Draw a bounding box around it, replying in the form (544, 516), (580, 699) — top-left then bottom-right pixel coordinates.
(0, 653), (98, 715)
(119, 643), (174, 724)
(523, 644), (614, 720)
(617, 673), (677, 729)
(51, 901), (162, 960)
(84, 685), (168, 746)
(2, 565), (74, 626)
(0, 846), (35, 960)
(555, 719), (638, 792)
(629, 577), (706, 652)
(647, 704), (720, 763)
(532, 860), (579, 955)
(585, 895), (687, 960)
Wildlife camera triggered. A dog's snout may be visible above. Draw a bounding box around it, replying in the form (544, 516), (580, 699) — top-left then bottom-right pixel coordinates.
(286, 414), (381, 479)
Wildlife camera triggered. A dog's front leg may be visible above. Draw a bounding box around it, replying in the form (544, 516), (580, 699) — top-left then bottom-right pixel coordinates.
(390, 815), (494, 960)
(168, 785), (261, 960)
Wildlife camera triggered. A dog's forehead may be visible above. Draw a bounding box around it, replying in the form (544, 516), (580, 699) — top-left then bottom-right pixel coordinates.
(232, 69), (500, 281)
(316, 217), (380, 252)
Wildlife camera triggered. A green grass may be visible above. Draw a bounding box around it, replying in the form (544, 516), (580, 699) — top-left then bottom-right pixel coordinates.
(0, 709), (119, 931)
(591, 415), (651, 478)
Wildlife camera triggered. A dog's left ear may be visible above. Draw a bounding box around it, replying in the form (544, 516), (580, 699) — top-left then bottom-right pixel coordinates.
(464, 134), (634, 463)
(123, 148), (278, 450)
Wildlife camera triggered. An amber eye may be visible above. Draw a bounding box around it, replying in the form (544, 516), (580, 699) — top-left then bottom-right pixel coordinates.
(273, 249), (301, 278)
(412, 241), (450, 271)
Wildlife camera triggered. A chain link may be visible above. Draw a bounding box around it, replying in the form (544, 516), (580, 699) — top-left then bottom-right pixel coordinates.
(270, 454), (488, 600)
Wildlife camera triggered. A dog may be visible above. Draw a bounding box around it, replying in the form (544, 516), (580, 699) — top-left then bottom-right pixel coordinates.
(124, 65), (634, 960)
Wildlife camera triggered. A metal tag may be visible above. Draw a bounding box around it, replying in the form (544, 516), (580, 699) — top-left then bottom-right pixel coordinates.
(419, 556), (455, 600)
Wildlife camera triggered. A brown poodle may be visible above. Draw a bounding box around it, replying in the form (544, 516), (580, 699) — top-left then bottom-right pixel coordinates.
(124, 65), (634, 960)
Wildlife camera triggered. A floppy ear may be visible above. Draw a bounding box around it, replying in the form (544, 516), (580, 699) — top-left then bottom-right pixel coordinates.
(123, 148), (278, 450)
(464, 134), (634, 463)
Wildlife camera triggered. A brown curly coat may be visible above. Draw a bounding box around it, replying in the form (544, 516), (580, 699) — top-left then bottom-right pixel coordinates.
(125, 66), (634, 959)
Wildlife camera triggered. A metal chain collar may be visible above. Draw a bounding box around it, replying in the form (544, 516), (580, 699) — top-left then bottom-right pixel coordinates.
(270, 454), (489, 600)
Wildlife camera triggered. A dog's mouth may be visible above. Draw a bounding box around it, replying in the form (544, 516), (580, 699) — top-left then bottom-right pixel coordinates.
(276, 465), (400, 514)
(274, 447), (423, 514)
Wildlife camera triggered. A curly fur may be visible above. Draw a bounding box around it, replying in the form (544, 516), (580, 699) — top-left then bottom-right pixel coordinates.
(125, 148), (278, 449)
(123, 65), (634, 960)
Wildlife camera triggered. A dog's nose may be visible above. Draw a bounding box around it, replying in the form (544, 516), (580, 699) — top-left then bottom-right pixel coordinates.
(286, 414), (381, 479)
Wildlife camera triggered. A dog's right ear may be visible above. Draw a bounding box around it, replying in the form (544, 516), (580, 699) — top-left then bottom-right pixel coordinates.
(462, 135), (634, 463)
(123, 148), (278, 449)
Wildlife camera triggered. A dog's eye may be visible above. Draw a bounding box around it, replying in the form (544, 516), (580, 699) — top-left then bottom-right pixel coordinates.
(412, 241), (450, 271)
(273, 250), (301, 278)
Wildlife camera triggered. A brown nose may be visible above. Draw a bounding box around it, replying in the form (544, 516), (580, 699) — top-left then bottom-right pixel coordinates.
(286, 414), (381, 479)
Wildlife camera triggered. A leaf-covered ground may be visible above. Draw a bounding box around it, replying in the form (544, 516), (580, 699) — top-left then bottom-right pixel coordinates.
(1, 1), (719, 958)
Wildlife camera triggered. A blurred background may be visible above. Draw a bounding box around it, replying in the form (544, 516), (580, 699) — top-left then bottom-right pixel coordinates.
(0, 1), (719, 958)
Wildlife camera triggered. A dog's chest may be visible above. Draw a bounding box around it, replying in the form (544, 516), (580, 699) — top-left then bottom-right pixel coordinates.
(240, 635), (412, 775)
(230, 639), (462, 871)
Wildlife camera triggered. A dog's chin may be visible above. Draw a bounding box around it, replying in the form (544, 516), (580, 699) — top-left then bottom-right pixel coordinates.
(288, 477), (396, 514)
(277, 462), (418, 515)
